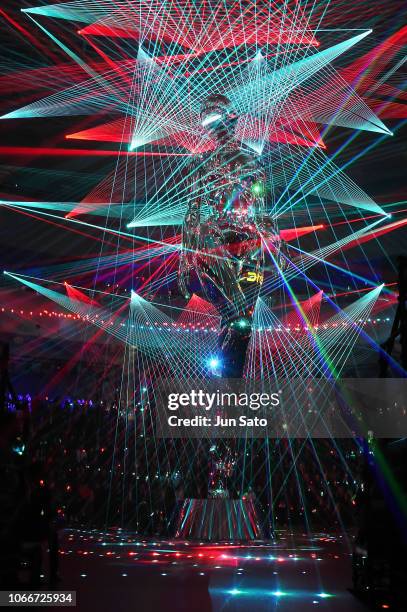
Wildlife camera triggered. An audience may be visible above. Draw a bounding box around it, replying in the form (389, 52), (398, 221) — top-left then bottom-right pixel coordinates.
(0, 392), (363, 587)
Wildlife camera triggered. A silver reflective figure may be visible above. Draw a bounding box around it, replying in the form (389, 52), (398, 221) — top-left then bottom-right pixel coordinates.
(178, 94), (286, 375)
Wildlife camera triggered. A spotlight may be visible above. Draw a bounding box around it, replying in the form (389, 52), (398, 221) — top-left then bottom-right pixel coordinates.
(208, 356), (221, 370)
(231, 317), (251, 331)
(251, 181), (264, 196)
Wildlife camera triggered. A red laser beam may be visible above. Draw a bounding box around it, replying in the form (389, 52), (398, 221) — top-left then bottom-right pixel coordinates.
(0, 146), (191, 158)
(64, 282), (100, 306)
(280, 224), (325, 241)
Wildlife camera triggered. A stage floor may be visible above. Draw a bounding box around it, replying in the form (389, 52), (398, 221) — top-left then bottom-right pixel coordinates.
(45, 529), (378, 611)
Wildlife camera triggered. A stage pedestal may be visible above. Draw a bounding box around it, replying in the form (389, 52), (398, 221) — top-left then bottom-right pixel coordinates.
(175, 498), (264, 541)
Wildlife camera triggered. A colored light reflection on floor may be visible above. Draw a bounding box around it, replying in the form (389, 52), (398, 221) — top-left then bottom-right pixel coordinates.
(216, 587), (334, 599)
(55, 529), (370, 611)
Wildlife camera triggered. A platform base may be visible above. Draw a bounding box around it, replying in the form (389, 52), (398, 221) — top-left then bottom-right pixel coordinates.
(175, 498), (264, 541)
